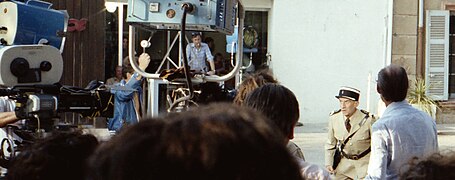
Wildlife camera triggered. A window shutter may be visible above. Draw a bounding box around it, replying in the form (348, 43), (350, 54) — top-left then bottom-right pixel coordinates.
(426, 10), (449, 101)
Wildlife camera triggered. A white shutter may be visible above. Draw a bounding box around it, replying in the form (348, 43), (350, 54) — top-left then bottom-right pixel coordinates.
(426, 10), (449, 101)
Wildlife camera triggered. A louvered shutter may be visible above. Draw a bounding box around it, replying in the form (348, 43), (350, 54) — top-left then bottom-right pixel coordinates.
(426, 10), (449, 100)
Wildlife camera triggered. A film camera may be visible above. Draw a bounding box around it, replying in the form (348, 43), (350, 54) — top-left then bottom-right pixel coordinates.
(0, 0), (113, 168)
(0, 45), (114, 169)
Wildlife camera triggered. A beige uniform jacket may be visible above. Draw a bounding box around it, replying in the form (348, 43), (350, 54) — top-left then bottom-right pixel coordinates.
(325, 109), (376, 179)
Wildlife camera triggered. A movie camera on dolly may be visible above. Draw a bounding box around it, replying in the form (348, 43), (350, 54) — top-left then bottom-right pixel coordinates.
(0, 0), (113, 168)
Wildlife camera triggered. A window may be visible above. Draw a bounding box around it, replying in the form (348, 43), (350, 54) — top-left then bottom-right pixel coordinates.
(450, 12), (455, 98)
(426, 10), (449, 100)
(244, 11), (269, 71)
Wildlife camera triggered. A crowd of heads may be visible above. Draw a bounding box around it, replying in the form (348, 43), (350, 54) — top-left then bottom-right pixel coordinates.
(4, 69), (309, 180)
(87, 103), (302, 180)
(400, 151), (455, 180)
(7, 131), (98, 180)
(5, 64), (452, 179)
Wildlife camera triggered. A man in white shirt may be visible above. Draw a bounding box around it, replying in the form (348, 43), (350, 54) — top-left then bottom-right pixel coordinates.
(365, 65), (438, 179)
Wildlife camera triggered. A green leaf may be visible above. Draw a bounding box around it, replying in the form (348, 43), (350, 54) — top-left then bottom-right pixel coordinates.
(407, 78), (439, 115)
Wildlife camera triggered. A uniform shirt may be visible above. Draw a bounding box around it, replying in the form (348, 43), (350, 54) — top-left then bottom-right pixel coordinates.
(186, 42), (214, 72)
(365, 100), (438, 180)
(325, 109), (375, 179)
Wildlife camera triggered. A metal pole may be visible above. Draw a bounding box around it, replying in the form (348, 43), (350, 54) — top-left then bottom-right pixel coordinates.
(118, 4), (123, 66)
(167, 31), (171, 69)
(179, 31), (183, 67)
(416, 0), (424, 77)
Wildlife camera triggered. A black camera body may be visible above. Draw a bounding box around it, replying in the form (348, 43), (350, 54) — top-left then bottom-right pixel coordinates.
(0, 83), (114, 169)
(1, 83), (114, 127)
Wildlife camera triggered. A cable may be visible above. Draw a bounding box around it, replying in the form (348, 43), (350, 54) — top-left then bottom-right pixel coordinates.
(180, 3), (194, 99)
(0, 138), (14, 161)
(168, 3), (196, 112)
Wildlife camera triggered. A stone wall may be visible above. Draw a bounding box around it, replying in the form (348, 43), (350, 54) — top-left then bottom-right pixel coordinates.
(392, 0), (418, 81)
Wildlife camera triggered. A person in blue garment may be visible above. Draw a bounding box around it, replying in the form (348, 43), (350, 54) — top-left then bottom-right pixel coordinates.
(107, 53), (150, 132)
(186, 32), (215, 75)
(365, 65), (438, 179)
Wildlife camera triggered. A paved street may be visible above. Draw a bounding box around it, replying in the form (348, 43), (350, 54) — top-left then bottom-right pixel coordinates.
(85, 122), (455, 169)
(292, 123), (455, 167)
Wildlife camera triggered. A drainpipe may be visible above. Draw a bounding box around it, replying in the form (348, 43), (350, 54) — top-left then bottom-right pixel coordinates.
(385, 0), (393, 66)
(416, 0), (424, 78)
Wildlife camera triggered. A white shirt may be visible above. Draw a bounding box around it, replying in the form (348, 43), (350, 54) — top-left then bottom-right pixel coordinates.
(365, 100), (438, 180)
(0, 96), (15, 112)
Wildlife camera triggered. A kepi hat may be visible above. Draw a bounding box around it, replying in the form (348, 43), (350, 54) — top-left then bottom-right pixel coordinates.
(335, 86), (360, 101)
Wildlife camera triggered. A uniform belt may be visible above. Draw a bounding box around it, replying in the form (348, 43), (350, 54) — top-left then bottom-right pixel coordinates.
(338, 113), (371, 161)
(341, 147), (371, 160)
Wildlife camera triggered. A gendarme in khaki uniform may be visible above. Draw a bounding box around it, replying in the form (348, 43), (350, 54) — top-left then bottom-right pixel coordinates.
(325, 87), (376, 180)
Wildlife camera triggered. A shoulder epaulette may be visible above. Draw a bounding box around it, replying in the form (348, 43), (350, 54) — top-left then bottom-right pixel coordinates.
(360, 109), (375, 118)
(360, 109), (369, 115)
(330, 109), (341, 116)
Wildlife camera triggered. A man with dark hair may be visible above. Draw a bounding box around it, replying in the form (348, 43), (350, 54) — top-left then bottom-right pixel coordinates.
(107, 53), (150, 132)
(244, 84), (299, 141)
(365, 65), (438, 179)
(234, 71), (304, 159)
(186, 32), (215, 75)
(325, 86), (376, 179)
(87, 103), (303, 180)
(376, 65), (409, 102)
(106, 66), (123, 85)
(244, 84), (330, 179)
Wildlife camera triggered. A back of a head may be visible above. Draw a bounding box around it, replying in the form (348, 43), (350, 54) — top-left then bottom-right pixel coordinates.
(243, 84), (300, 139)
(7, 131), (99, 180)
(377, 65), (409, 102)
(87, 119), (167, 180)
(400, 151), (455, 180)
(159, 103), (302, 180)
(233, 70), (278, 105)
(87, 103), (302, 180)
(122, 56), (139, 77)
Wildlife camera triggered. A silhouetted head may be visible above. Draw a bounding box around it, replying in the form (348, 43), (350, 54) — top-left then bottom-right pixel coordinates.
(377, 65), (409, 103)
(87, 103), (302, 180)
(401, 151), (455, 180)
(7, 131), (99, 180)
(234, 70), (278, 105)
(244, 84), (299, 141)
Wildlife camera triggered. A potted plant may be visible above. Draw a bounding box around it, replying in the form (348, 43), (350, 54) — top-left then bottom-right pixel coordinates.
(407, 78), (439, 120)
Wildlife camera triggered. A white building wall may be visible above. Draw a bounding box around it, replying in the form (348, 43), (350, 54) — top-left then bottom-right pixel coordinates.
(241, 0), (272, 10)
(244, 0), (389, 123)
